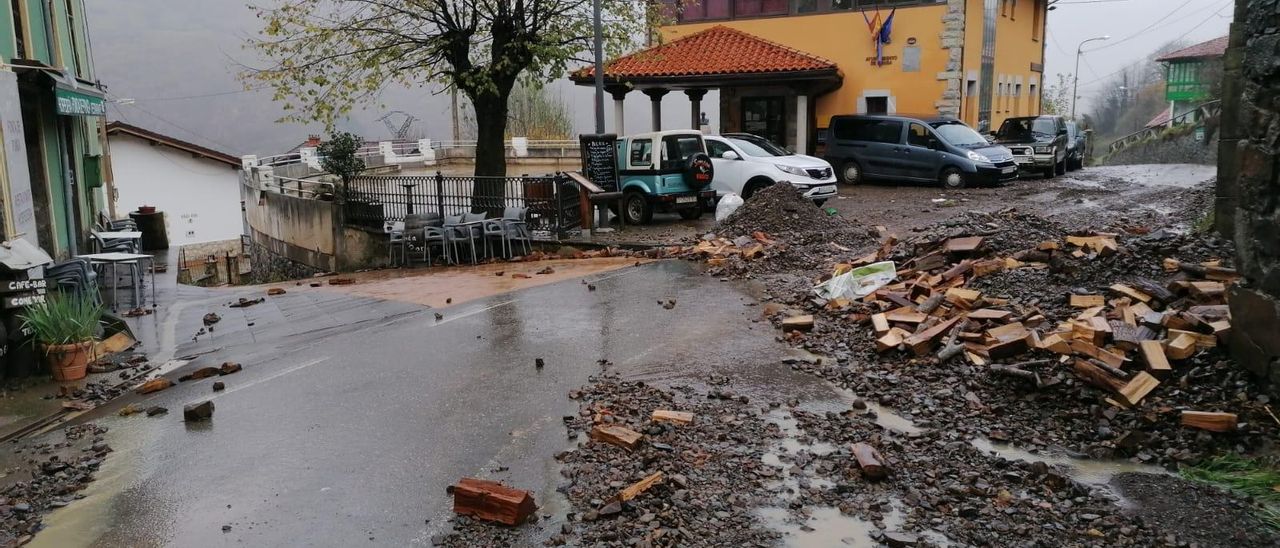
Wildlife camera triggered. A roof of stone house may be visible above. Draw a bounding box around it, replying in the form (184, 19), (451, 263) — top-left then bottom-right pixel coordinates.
(1155, 36), (1229, 62)
(105, 121), (240, 167)
(571, 25), (838, 81)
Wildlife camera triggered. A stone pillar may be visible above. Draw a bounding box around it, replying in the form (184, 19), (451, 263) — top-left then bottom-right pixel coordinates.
(1226, 0), (1280, 396)
(935, 0), (966, 117)
(795, 94), (809, 155)
(685, 89), (707, 130)
(643, 88), (669, 131)
(607, 86), (629, 136)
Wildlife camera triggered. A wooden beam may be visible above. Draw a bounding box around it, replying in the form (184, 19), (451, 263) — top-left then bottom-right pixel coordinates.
(1118, 372), (1160, 406)
(781, 315), (814, 332)
(1180, 411), (1238, 432)
(1070, 294), (1106, 308)
(1109, 284), (1152, 303)
(1138, 340), (1171, 378)
(590, 425), (644, 450)
(452, 478), (538, 525)
(903, 316), (963, 356)
(1165, 333), (1197, 360)
(851, 443), (888, 481)
(1073, 358), (1126, 393)
(619, 472), (664, 502)
(651, 410), (694, 425)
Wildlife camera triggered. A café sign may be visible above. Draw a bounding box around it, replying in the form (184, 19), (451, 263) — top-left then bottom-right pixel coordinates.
(55, 86), (106, 117)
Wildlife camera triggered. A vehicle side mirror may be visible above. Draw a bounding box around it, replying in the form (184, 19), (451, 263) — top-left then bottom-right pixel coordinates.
(721, 151), (740, 160)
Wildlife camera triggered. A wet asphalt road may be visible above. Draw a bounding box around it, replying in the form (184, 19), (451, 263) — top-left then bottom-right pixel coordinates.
(33, 261), (839, 547)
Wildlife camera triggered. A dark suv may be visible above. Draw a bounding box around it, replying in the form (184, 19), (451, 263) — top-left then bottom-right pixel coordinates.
(825, 114), (1018, 189)
(993, 115), (1069, 178)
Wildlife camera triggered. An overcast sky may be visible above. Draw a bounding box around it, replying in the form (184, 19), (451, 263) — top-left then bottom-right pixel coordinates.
(1044, 0), (1232, 109)
(84, 0), (1233, 156)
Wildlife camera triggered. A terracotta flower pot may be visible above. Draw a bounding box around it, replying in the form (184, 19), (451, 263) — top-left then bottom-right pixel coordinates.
(43, 341), (94, 382)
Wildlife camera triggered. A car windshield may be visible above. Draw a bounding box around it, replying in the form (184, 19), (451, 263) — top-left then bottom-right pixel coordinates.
(998, 118), (1057, 139)
(930, 122), (987, 147)
(727, 136), (789, 157)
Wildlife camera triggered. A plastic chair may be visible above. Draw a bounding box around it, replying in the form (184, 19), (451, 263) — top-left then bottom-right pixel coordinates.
(443, 214), (479, 264)
(501, 207), (532, 257)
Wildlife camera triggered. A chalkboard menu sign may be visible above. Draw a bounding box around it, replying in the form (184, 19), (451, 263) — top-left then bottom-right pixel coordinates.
(579, 134), (619, 192)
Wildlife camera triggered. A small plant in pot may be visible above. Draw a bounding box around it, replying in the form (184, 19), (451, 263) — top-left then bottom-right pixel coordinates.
(21, 294), (103, 382)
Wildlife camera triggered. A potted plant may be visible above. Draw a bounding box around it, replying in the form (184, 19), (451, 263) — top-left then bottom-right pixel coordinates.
(21, 294), (102, 381)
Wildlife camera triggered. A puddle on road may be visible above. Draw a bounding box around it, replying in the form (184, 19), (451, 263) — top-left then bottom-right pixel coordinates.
(970, 437), (1168, 487)
(758, 500), (952, 548)
(828, 386), (925, 436)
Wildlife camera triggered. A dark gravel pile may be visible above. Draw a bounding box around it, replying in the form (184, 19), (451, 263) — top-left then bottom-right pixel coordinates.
(894, 208), (1069, 257)
(0, 423), (111, 545)
(1113, 472), (1280, 548)
(718, 183), (852, 238)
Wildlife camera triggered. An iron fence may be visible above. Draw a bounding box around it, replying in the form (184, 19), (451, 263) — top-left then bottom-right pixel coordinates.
(344, 173), (581, 239)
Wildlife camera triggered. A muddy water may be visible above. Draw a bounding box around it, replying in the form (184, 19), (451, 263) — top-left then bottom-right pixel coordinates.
(970, 437), (1168, 488)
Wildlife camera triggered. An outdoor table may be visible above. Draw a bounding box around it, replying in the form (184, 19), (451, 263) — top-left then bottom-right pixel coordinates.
(76, 252), (156, 311)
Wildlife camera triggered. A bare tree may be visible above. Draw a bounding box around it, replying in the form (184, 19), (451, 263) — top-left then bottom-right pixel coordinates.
(244, 0), (655, 211)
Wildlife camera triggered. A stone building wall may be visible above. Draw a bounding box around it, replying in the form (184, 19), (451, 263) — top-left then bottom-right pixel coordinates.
(1100, 130), (1218, 167)
(1221, 0), (1280, 394)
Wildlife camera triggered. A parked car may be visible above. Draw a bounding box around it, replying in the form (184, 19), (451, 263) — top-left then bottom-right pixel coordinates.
(824, 114), (1018, 189)
(612, 130), (717, 225)
(1064, 121), (1090, 171)
(703, 133), (838, 206)
(993, 115), (1069, 178)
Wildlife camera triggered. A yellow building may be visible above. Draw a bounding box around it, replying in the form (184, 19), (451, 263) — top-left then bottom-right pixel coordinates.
(572, 0), (1047, 154)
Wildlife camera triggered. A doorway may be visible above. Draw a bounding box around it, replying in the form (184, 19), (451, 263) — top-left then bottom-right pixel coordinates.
(740, 96), (785, 146)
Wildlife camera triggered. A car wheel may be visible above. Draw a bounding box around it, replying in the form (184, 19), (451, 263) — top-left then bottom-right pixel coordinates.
(741, 178), (775, 200)
(838, 162), (863, 185)
(678, 207), (702, 220)
(1042, 166), (1056, 179)
(1055, 157), (1067, 176)
(623, 191), (653, 225)
(940, 167), (967, 190)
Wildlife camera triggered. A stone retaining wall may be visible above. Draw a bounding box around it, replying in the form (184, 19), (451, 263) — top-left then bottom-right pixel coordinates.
(1100, 129), (1218, 167)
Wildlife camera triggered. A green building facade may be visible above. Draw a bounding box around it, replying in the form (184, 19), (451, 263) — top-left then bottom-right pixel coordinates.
(0, 0), (107, 259)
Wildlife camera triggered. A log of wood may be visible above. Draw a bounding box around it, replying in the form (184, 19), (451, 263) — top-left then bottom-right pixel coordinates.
(851, 443), (888, 481)
(885, 309), (928, 324)
(972, 259), (1005, 278)
(651, 410), (694, 425)
(1012, 249), (1053, 263)
(1180, 411), (1238, 432)
(452, 477), (538, 525)
(1132, 277), (1175, 302)
(1039, 333), (1072, 354)
(1068, 340), (1126, 369)
(619, 472), (664, 502)
(1088, 358), (1131, 380)
(968, 308), (1013, 321)
(917, 293), (945, 314)
(936, 321), (968, 361)
(1073, 359), (1126, 393)
(941, 260), (975, 282)
(877, 330), (905, 353)
(871, 313), (891, 335)
(912, 252), (947, 272)
(1189, 281), (1226, 300)
(1109, 284), (1153, 303)
(944, 236), (984, 254)
(989, 364), (1046, 388)
(1118, 372), (1160, 406)
(1138, 340), (1172, 378)
(1165, 333), (1197, 360)
(590, 425), (644, 450)
(945, 287), (981, 307)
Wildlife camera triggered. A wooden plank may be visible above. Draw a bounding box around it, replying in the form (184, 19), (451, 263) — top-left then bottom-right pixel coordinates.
(781, 315), (814, 332)
(618, 472), (664, 502)
(885, 309), (928, 324)
(987, 337), (1029, 360)
(876, 330), (905, 353)
(1109, 284), (1152, 303)
(968, 308), (1013, 321)
(590, 425), (644, 450)
(1189, 281), (1226, 300)
(1039, 333), (1072, 354)
(944, 236), (984, 253)
(1068, 340), (1126, 368)
(1139, 340), (1171, 378)
(1071, 320), (1106, 347)
(452, 478), (538, 525)
(1165, 333), (1197, 360)
(1118, 372), (1160, 406)
(871, 313), (890, 335)
(940, 260), (974, 282)
(903, 316), (964, 356)
(1070, 295), (1106, 308)
(972, 259), (1005, 278)
(987, 322), (1029, 343)
(1130, 301), (1156, 319)
(651, 410), (694, 425)
(93, 332), (137, 358)
(851, 443), (888, 481)
(945, 287), (982, 306)
(1076, 306), (1106, 320)
(1180, 411), (1238, 432)
(1209, 320), (1232, 342)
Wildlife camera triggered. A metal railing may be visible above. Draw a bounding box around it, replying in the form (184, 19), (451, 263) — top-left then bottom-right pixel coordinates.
(343, 173), (581, 239)
(1108, 100), (1221, 153)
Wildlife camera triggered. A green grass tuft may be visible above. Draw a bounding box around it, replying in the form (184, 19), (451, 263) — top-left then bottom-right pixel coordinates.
(1182, 454), (1280, 530)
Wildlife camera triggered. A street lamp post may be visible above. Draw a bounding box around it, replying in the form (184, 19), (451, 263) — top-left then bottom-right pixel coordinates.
(1072, 35), (1110, 119)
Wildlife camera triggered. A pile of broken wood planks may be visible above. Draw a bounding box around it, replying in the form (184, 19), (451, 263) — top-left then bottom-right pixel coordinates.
(684, 231), (778, 265)
(840, 232), (1239, 418)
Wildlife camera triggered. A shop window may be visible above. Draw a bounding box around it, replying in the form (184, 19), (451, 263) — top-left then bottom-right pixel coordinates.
(865, 96), (889, 115)
(679, 0), (731, 21)
(735, 0), (788, 16)
(795, 0), (819, 13)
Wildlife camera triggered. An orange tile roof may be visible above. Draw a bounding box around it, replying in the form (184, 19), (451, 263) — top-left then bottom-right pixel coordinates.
(572, 25), (838, 81)
(1155, 36), (1229, 62)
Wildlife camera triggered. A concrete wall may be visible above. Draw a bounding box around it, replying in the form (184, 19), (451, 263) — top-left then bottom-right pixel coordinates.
(1100, 129), (1218, 167)
(1220, 0), (1280, 395)
(109, 134), (243, 246)
(241, 176), (337, 278)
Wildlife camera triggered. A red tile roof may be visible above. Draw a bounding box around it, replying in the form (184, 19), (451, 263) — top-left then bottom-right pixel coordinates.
(1155, 36), (1229, 62)
(572, 26), (837, 81)
(1145, 105), (1172, 128)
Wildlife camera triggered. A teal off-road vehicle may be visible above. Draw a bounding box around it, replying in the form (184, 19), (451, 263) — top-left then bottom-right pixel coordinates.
(613, 130), (717, 225)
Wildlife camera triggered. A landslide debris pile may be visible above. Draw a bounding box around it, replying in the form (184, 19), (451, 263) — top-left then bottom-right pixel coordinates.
(687, 204), (1272, 471)
(718, 183), (850, 237)
(0, 424), (111, 545)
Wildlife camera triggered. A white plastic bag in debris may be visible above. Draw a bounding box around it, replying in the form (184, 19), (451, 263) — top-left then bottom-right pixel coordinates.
(813, 261), (897, 300)
(715, 193), (744, 222)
